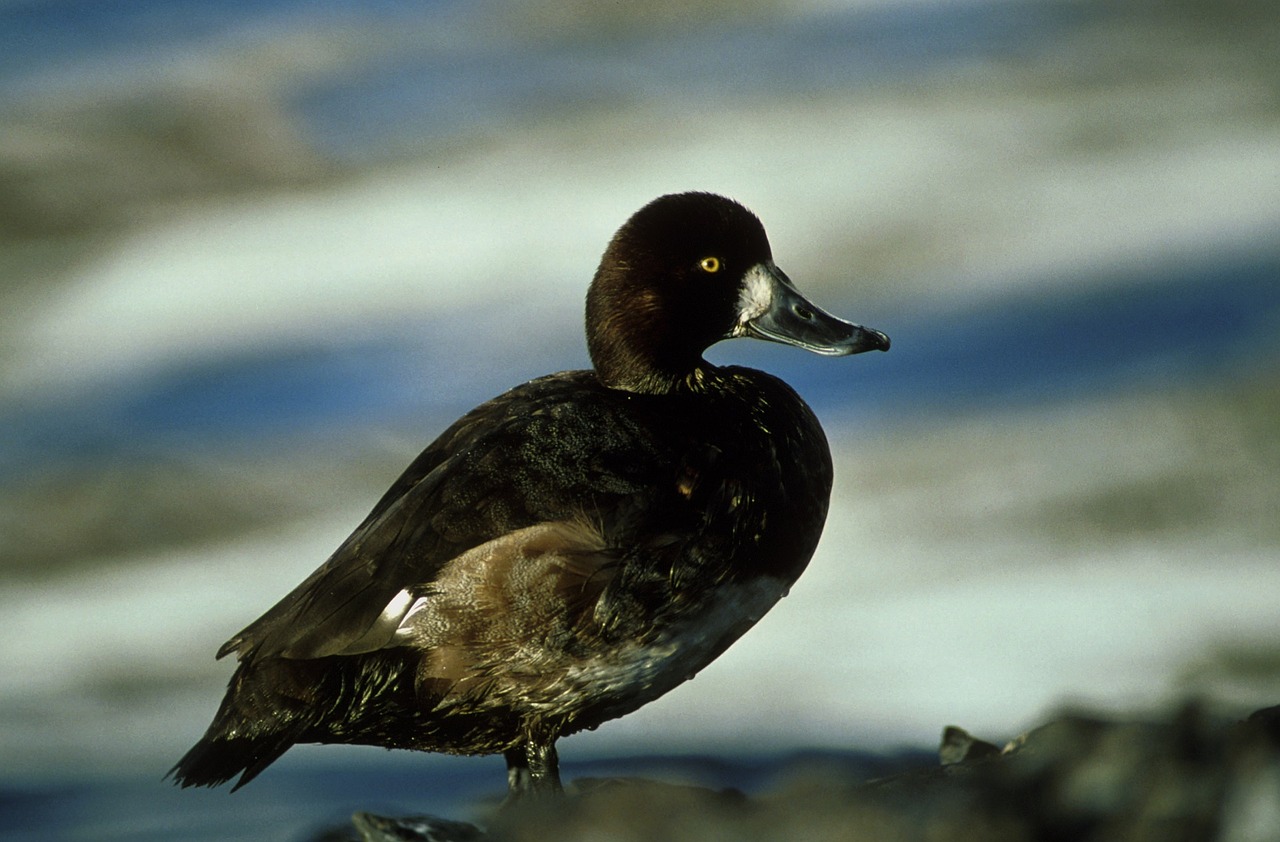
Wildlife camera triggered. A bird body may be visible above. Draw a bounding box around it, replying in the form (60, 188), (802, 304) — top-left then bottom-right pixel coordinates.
(172, 192), (888, 796)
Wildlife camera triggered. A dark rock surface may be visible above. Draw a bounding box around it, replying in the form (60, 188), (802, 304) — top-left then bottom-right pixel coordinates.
(314, 703), (1280, 842)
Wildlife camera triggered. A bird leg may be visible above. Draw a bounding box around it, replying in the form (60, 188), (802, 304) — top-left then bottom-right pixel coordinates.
(504, 747), (530, 795)
(503, 736), (563, 801)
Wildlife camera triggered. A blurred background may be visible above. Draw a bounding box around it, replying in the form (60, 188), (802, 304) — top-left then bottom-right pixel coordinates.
(1, 0), (1278, 838)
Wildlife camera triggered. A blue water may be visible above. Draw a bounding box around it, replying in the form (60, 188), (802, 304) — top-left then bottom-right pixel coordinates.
(833, 251), (1280, 416)
(4, 250), (1277, 487)
(0, 0), (1082, 160)
(0, 749), (929, 842)
(6, 257), (1269, 838)
(0, 0), (442, 85)
(292, 1), (1078, 160)
(2, 3), (1275, 838)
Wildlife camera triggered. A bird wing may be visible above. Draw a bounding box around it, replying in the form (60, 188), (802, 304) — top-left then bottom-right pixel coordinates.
(217, 371), (668, 663)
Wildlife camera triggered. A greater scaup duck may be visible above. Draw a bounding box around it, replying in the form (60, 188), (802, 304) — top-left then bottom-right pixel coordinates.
(171, 192), (889, 798)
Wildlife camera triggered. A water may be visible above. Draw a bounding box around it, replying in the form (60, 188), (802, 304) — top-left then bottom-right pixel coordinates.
(2, 0), (1278, 838)
(5, 247), (1277, 483)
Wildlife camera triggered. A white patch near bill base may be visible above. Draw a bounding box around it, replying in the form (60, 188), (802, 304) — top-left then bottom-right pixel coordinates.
(734, 262), (777, 329)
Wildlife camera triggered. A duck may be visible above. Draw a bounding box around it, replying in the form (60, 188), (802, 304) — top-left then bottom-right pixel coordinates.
(170, 191), (889, 799)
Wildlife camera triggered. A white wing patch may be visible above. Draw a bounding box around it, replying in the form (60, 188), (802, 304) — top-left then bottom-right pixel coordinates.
(393, 592), (432, 643)
(332, 587), (419, 655)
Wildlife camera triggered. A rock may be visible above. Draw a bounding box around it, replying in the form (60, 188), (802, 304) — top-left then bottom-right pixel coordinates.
(940, 725), (1002, 765)
(351, 811), (486, 842)
(309, 702), (1280, 841)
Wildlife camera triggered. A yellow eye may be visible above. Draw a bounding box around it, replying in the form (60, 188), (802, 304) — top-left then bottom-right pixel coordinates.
(699, 256), (721, 273)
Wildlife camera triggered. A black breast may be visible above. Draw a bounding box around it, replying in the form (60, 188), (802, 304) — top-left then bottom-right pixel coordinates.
(619, 365), (833, 585)
(475, 363), (834, 593)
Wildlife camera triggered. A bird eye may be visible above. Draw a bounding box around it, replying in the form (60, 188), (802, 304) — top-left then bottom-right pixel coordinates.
(699, 257), (721, 273)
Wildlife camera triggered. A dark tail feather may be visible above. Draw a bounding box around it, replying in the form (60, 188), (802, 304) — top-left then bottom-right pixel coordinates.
(167, 732), (297, 791)
(167, 656), (315, 791)
(169, 650), (419, 791)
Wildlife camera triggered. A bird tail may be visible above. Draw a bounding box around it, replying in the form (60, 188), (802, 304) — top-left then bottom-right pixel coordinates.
(167, 731), (297, 791)
(168, 649), (421, 791)
(167, 657), (313, 791)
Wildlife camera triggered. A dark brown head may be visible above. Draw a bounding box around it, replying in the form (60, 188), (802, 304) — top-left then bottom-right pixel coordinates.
(585, 192), (889, 393)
